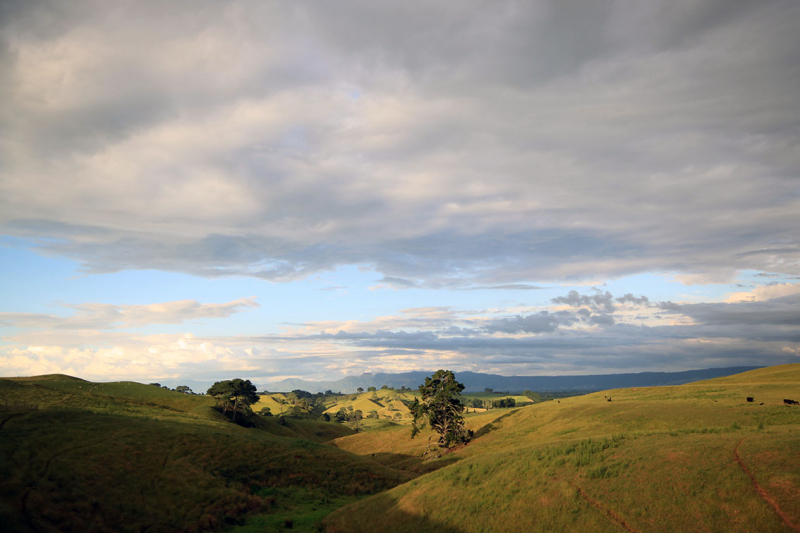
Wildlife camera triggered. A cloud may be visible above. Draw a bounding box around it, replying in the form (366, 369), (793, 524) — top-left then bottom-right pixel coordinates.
(2, 286), (798, 382)
(482, 312), (561, 334)
(552, 290), (616, 312)
(0, 334), (261, 383)
(1, 0), (799, 285)
(457, 284), (545, 291)
(616, 293), (651, 306)
(0, 297), (259, 331)
(724, 282), (800, 303)
(672, 293), (800, 327)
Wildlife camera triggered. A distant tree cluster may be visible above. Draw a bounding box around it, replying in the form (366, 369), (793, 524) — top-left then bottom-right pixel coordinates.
(467, 398), (485, 409)
(492, 398), (516, 409)
(523, 390), (542, 402)
(335, 406), (363, 426)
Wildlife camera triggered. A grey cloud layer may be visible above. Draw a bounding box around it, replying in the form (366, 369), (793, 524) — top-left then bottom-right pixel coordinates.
(2, 0), (800, 284)
(254, 287), (799, 372)
(3, 288), (797, 380)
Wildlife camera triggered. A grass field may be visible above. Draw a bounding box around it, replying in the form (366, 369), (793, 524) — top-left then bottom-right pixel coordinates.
(321, 389), (417, 422)
(3, 365), (799, 532)
(461, 393), (534, 404)
(0, 376), (408, 533)
(324, 364), (800, 532)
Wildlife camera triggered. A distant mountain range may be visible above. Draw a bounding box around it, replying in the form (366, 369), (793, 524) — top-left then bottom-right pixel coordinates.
(263, 366), (762, 394)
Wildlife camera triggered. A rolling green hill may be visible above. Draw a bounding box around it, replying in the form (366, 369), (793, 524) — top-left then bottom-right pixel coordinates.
(0, 375), (409, 533)
(324, 364), (800, 532)
(321, 389), (417, 422)
(3, 366), (799, 532)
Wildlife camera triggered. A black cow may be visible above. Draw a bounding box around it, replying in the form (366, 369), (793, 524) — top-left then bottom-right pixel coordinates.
(746, 397), (754, 403)
(784, 399), (799, 406)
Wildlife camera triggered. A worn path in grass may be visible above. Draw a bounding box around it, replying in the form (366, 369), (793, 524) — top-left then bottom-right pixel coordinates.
(735, 439), (800, 532)
(571, 480), (638, 533)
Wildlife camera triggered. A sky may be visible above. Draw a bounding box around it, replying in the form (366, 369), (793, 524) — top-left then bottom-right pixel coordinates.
(1, 0), (799, 389)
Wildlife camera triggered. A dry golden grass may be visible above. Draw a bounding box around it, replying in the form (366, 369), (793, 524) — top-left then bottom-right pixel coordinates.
(324, 364), (800, 533)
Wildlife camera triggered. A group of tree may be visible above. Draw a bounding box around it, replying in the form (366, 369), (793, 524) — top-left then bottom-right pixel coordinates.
(353, 384), (412, 394)
(523, 390), (542, 402)
(492, 397), (516, 408)
(207, 379), (258, 423)
(334, 406), (362, 423)
(147, 383), (197, 394)
(200, 371), (476, 449)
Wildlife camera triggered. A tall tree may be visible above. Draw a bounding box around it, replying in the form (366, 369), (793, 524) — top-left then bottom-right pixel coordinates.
(208, 380), (235, 414)
(410, 370), (471, 448)
(228, 379), (258, 422)
(207, 379), (258, 422)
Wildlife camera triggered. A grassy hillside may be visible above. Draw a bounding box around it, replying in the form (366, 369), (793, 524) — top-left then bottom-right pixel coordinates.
(462, 393), (533, 404)
(322, 389), (417, 422)
(4, 366), (798, 532)
(0, 375), (409, 533)
(324, 364), (800, 532)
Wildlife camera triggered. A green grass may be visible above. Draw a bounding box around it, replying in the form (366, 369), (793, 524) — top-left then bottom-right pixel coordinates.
(321, 389), (418, 422)
(227, 487), (363, 533)
(0, 376), (409, 532)
(324, 364), (800, 532)
(462, 393), (534, 406)
(4, 366), (800, 533)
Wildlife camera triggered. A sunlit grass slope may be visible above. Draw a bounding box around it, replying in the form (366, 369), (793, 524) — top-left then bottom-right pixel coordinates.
(250, 394), (291, 415)
(462, 393), (534, 405)
(322, 389), (417, 421)
(0, 376), (409, 533)
(324, 364), (800, 533)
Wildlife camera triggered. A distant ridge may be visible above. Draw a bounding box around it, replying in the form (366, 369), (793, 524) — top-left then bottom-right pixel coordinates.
(264, 366), (762, 393)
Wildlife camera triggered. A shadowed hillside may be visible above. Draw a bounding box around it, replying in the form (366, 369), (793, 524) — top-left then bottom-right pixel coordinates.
(0, 375), (409, 533)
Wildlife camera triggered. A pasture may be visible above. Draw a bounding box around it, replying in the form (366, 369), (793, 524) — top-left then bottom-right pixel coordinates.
(2, 365), (798, 532)
(324, 364), (800, 532)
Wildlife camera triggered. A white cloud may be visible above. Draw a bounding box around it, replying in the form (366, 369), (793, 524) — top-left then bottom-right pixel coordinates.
(724, 283), (800, 303)
(1, 334), (259, 382)
(0, 297), (259, 331)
